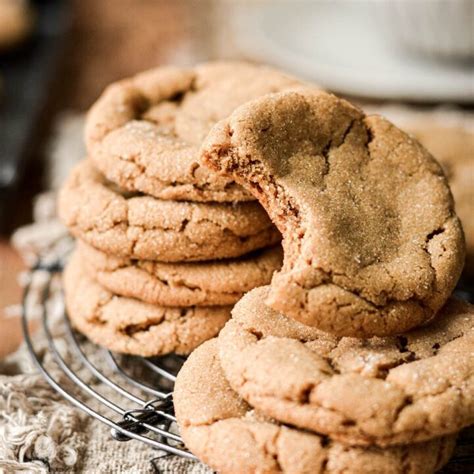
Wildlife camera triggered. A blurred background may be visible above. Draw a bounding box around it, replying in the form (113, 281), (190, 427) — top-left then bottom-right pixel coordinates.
(0, 0), (473, 356)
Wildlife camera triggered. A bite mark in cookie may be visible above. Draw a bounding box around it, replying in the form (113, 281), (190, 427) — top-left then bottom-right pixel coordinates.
(202, 89), (465, 337)
(175, 339), (456, 474)
(218, 286), (474, 447)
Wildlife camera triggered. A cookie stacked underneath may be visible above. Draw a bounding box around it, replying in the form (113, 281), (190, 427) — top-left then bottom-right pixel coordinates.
(175, 288), (472, 474)
(173, 89), (473, 472)
(58, 61), (307, 357)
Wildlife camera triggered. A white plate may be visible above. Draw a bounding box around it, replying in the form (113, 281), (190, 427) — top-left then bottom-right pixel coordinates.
(230, 2), (474, 102)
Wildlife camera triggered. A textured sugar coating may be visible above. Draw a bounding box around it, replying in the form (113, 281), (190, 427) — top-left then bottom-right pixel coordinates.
(63, 251), (231, 357)
(218, 286), (474, 447)
(365, 107), (474, 277)
(174, 339), (456, 474)
(78, 240), (282, 306)
(407, 123), (474, 276)
(202, 89), (465, 337)
(58, 161), (280, 261)
(85, 61), (303, 202)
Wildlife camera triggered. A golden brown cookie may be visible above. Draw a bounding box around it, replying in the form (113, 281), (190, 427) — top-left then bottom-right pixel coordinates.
(63, 251), (231, 357)
(175, 339), (456, 474)
(0, 0), (34, 51)
(78, 240), (282, 306)
(202, 89), (465, 337)
(218, 287), (474, 447)
(58, 161), (280, 261)
(85, 61), (302, 202)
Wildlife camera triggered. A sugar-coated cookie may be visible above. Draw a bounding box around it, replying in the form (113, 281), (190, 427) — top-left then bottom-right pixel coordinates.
(58, 161), (280, 261)
(63, 251), (231, 357)
(218, 287), (474, 446)
(174, 339), (456, 474)
(203, 89), (465, 337)
(78, 240), (282, 306)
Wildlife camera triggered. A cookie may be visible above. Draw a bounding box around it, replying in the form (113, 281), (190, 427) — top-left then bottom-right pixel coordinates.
(0, 0), (34, 51)
(78, 240), (282, 307)
(202, 89), (465, 337)
(174, 339), (456, 474)
(63, 251), (231, 357)
(365, 106), (474, 277)
(58, 161), (280, 261)
(85, 61), (302, 202)
(218, 286), (474, 447)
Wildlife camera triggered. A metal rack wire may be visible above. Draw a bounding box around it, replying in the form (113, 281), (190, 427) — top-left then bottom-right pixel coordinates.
(21, 258), (474, 473)
(21, 259), (197, 471)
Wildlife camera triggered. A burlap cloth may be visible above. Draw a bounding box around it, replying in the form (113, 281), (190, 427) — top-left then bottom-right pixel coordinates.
(1, 106), (473, 473)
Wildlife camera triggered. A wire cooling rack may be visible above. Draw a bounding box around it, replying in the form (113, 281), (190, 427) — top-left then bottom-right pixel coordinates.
(21, 258), (474, 473)
(21, 259), (197, 471)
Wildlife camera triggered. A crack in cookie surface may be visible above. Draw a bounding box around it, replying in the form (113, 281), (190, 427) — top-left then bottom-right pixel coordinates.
(78, 241), (283, 306)
(63, 252), (231, 356)
(218, 287), (474, 447)
(364, 107), (474, 277)
(202, 89), (465, 336)
(174, 339), (456, 474)
(58, 161), (281, 261)
(85, 62), (304, 202)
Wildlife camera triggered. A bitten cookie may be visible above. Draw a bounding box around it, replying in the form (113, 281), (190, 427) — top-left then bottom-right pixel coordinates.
(63, 251), (231, 357)
(218, 287), (474, 447)
(78, 241), (282, 307)
(58, 161), (280, 261)
(85, 61), (302, 202)
(174, 339), (456, 474)
(202, 89), (465, 337)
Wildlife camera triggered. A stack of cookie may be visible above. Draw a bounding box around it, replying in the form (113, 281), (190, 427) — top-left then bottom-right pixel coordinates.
(58, 62), (307, 357)
(174, 89), (473, 473)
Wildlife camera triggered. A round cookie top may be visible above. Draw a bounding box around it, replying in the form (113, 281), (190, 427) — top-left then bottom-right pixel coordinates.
(85, 61), (302, 202)
(174, 339), (456, 474)
(63, 251), (231, 357)
(202, 89), (465, 337)
(58, 161), (280, 261)
(78, 241), (282, 307)
(218, 286), (474, 447)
